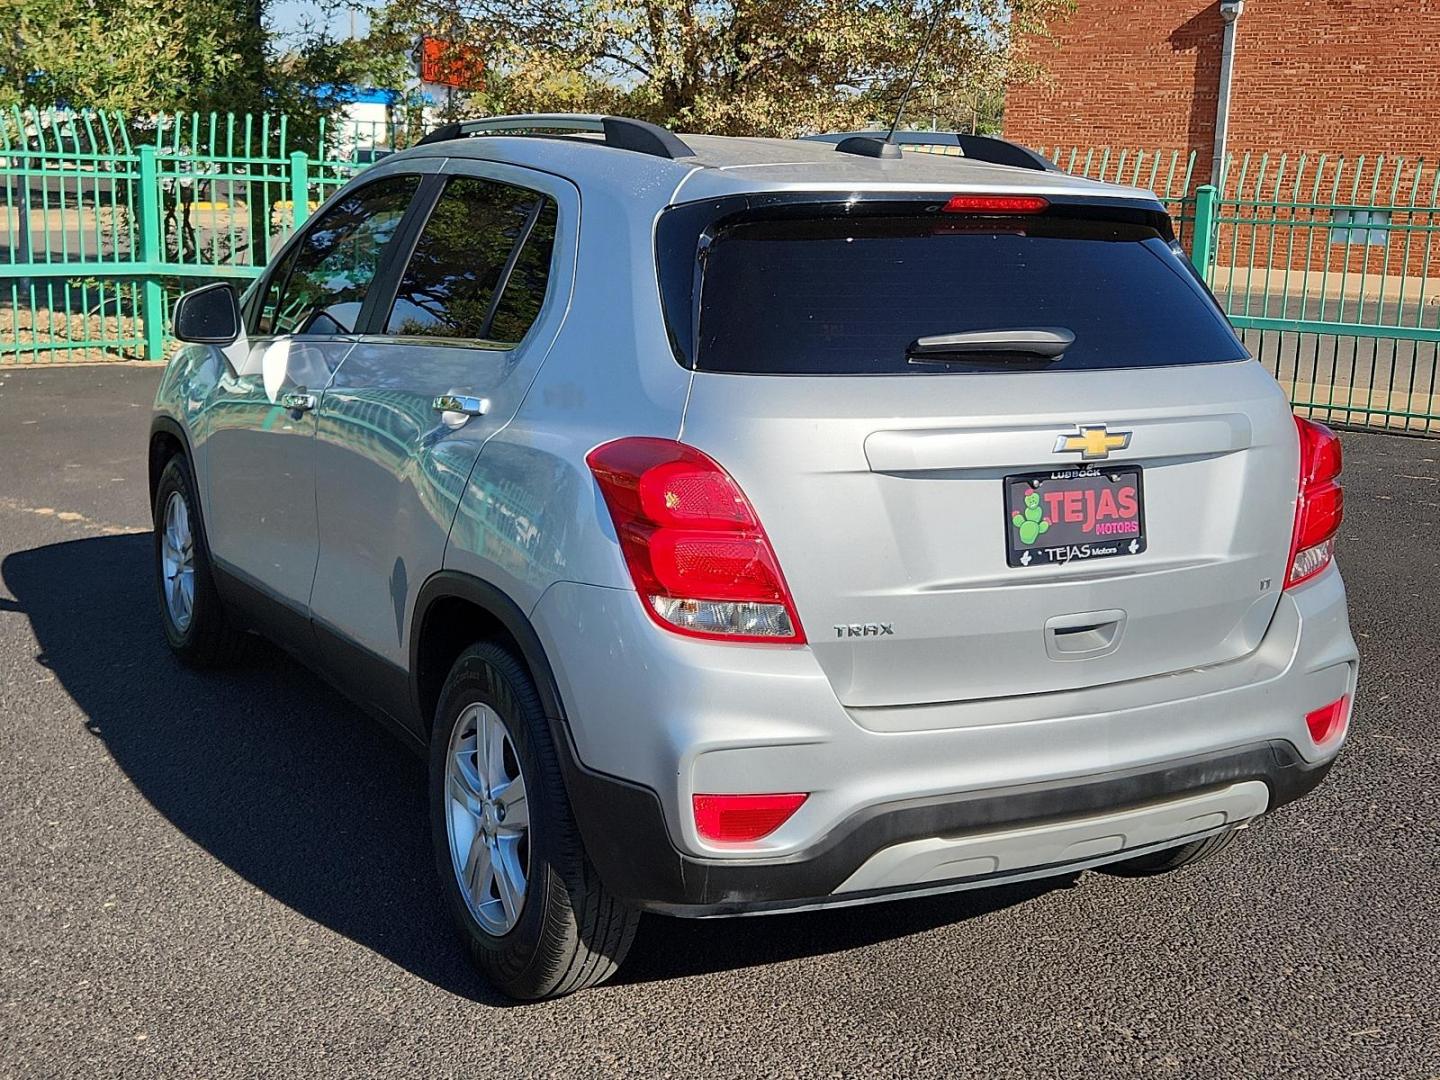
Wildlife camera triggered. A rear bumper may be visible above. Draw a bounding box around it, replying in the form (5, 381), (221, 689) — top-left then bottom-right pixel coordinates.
(554, 730), (1332, 916)
(532, 563), (1357, 915)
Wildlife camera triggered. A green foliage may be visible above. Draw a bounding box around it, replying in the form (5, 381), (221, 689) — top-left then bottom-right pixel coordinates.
(0, 0), (415, 150)
(371, 0), (1073, 136)
(1, 0), (257, 114)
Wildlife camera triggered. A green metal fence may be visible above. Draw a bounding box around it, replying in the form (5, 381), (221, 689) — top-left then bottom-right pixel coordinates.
(3, 114), (1438, 433)
(0, 108), (406, 363)
(1037, 146), (1201, 245)
(1041, 146), (1440, 435)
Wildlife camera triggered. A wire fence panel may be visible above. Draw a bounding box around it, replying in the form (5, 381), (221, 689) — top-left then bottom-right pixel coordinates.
(1042, 144), (1440, 434)
(1206, 153), (1440, 434)
(2, 108), (144, 360)
(1, 108), (401, 364)
(1038, 146), (1201, 248)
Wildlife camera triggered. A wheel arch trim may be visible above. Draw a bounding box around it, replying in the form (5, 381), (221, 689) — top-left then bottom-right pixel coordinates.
(148, 414), (196, 506)
(409, 570), (569, 729)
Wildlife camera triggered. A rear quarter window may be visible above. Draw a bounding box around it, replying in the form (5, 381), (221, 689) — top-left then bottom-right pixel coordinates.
(664, 205), (1246, 375)
(385, 176), (558, 344)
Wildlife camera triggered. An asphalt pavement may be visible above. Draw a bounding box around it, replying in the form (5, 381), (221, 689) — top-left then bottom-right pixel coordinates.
(1, 364), (1437, 1079)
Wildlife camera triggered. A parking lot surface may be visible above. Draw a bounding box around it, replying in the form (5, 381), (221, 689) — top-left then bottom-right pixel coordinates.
(1, 364), (1436, 1079)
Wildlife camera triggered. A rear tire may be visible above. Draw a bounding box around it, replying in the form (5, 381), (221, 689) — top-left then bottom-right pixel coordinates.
(429, 642), (638, 1000)
(152, 454), (249, 668)
(1099, 828), (1241, 877)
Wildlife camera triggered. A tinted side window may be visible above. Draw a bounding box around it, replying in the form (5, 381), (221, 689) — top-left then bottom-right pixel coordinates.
(254, 244), (299, 336)
(272, 175), (419, 337)
(489, 199), (558, 344)
(384, 176), (556, 343)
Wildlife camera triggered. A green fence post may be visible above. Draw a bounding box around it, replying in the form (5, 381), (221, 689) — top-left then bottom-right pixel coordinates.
(289, 151), (310, 229)
(1190, 183), (1218, 280)
(137, 144), (165, 360)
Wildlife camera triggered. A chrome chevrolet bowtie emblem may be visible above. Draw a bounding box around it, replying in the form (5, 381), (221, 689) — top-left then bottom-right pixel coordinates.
(1053, 424), (1132, 461)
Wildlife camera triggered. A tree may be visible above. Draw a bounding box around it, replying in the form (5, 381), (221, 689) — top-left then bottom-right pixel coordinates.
(371, 0), (1071, 136)
(0, 0), (414, 150)
(1, 0), (418, 268)
(1, 0), (236, 115)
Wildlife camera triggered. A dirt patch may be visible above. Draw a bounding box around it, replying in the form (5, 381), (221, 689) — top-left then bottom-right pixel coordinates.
(0, 304), (144, 364)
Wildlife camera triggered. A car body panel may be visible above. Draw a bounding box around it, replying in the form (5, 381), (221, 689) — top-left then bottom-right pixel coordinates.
(309, 159), (582, 673)
(201, 336), (352, 613)
(443, 156), (692, 608)
(169, 155), (449, 626)
(677, 359), (1300, 707)
(529, 563), (1356, 861)
(668, 135), (1157, 204)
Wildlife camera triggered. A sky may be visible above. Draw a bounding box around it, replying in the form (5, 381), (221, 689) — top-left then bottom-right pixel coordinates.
(268, 0), (372, 42)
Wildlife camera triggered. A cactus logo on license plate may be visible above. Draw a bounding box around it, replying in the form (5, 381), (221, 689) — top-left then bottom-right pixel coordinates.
(1004, 466), (1146, 568)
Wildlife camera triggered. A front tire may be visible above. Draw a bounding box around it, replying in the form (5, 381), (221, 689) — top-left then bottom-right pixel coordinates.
(1099, 828), (1241, 877)
(429, 643), (638, 1000)
(152, 454), (247, 667)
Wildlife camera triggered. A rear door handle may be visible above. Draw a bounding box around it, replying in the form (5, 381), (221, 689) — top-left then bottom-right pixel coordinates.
(434, 393), (489, 416)
(433, 394), (490, 428)
(279, 389), (317, 414)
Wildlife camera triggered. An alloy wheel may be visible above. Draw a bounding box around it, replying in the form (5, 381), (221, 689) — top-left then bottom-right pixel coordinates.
(160, 490), (196, 632)
(445, 703), (531, 936)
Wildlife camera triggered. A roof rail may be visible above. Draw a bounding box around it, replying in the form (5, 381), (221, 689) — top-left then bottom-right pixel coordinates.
(415, 114), (696, 160)
(802, 131), (1059, 173)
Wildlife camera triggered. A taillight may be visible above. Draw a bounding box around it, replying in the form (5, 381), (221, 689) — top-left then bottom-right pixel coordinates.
(586, 438), (806, 643)
(942, 194), (1049, 214)
(693, 793), (808, 842)
(1305, 696), (1350, 746)
(1285, 417), (1344, 588)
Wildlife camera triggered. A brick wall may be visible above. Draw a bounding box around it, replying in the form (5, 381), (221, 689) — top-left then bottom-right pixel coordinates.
(1005, 0), (1440, 178)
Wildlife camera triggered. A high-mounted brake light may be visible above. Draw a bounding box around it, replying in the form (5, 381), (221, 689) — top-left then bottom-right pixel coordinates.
(693, 793), (808, 842)
(1285, 417), (1344, 589)
(942, 194), (1049, 214)
(586, 438), (806, 643)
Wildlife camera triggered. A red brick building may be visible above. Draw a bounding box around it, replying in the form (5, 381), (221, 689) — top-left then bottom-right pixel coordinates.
(1004, 0), (1440, 180)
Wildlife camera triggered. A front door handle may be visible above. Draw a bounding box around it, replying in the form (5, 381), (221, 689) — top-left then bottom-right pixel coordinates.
(433, 394), (490, 428)
(279, 389), (317, 414)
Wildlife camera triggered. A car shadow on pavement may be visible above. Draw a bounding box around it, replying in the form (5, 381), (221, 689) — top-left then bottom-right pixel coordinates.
(4, 534), (1065, 1003)
(618, 874), (1070, 987)
(3, 533), (504, 1004)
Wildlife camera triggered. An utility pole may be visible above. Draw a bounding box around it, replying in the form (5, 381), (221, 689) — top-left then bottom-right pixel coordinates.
(15, 157), (33, 304)
(1212, 0), (1244, 189)
(240, 0), (271, 265)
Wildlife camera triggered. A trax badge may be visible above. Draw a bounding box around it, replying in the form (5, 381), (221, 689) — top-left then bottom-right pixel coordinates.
(1053, 423), (1132, 461)
(834, 623), (895, 638)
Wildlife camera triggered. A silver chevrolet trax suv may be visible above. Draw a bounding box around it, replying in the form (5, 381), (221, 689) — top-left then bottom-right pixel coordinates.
(150, 116), (1358, 1000)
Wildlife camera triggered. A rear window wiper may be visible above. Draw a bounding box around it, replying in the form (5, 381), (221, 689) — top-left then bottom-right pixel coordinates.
(907, 327), (1075, 363)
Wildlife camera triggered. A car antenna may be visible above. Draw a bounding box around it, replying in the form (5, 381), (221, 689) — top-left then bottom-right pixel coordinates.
(835, 4), (949, 160)
(887, 3), (948, 146)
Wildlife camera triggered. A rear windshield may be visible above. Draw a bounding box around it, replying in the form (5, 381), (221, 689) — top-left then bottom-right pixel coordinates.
(672, 210), (1246, 375)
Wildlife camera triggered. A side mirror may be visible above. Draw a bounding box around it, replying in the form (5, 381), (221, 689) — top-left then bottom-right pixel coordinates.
(173, 282), (241, 345)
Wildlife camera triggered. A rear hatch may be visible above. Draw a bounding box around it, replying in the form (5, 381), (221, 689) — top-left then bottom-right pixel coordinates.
(662, 193), (1300, 708)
